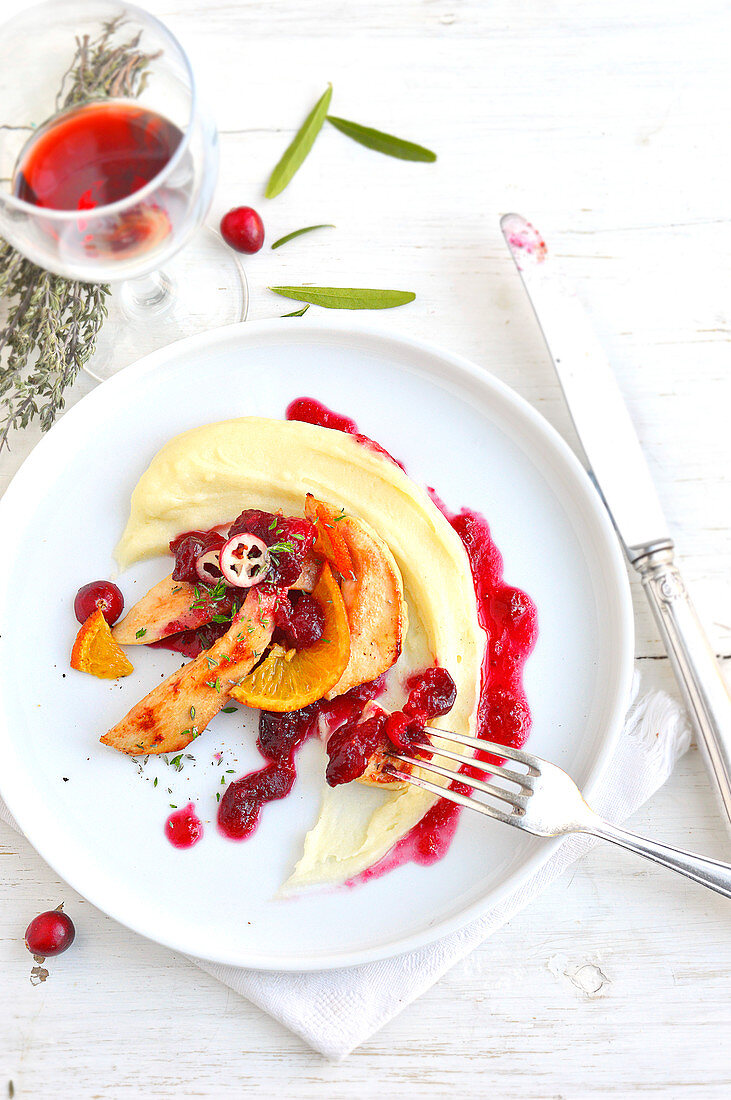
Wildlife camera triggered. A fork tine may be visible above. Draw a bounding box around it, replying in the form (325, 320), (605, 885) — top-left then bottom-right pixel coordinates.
(411, 741), (533, 789)
(427, 726), (539, 770)
(389, 753), (528, 811)
(385, 766), (516, 826)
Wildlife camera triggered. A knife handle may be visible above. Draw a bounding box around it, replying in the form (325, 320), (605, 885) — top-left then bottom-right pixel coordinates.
(635, 545), (731, 825)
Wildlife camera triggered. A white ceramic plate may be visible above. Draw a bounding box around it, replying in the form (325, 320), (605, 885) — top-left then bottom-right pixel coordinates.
(0, 320), (633, 970)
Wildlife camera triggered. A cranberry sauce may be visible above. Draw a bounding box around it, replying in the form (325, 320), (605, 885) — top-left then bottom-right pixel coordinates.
(273, 591), (324, 649)
(441, 504), (537, 755)
(286, 397), (406, 471)
(165, 803), (203, 849)
(284, 398), (538, 879)
(326, 708), (388, 787)
(217, 705), (320, 839)
(217, 678), (390, 839)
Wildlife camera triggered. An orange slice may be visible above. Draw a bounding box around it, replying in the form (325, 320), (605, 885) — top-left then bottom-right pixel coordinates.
(305, 494), (354, 579)
(230, 563), (350, 712)
(71, 609), (134, 679)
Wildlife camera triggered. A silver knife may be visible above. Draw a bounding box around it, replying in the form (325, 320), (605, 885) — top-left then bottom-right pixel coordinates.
(501, 212), (731, 825)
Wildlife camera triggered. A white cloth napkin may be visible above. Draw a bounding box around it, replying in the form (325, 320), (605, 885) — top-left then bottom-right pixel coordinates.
(0, 674), (690, 1061)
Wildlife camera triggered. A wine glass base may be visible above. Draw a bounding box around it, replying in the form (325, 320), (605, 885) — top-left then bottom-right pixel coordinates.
(83, 226), (248, 382)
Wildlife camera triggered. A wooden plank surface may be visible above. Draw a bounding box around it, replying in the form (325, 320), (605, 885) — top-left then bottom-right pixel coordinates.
(1, 0), (730, 1095)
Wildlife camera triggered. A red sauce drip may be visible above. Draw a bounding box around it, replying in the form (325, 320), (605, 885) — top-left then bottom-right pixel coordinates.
(165, 802), (203, 849)
(286, 397), (406, 471)
(282, 399), (538, 881)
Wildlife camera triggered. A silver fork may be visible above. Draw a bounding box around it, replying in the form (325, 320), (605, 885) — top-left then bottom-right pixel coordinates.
(387, 728), (731, 899)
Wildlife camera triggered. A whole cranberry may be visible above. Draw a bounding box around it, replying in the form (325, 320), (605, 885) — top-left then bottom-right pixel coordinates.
(25, 909), (75, 957)
(74, 580), (124, 626)
(220, 206), (265, 254)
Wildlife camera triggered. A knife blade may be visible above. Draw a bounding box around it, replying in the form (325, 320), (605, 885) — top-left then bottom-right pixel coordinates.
(501, 212), (731, 826)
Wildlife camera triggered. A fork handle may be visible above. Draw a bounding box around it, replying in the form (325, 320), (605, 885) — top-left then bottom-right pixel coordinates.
(589, 820), (731, 899)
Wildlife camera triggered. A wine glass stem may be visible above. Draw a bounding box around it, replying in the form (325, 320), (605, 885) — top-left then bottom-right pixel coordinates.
(119, 270), (175, 319)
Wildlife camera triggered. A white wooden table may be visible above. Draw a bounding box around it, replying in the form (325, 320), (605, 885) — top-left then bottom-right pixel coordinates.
(1, 0), (730, 1094)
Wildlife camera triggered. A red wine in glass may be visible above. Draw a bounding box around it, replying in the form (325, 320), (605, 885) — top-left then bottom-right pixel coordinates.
(13, 100), (183, 259)
(14, 100), (182, 209)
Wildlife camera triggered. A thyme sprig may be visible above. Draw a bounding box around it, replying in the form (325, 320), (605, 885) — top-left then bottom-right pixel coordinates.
(0, 17), (160, 451)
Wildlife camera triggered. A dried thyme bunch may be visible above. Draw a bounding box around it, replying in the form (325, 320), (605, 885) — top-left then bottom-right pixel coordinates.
(0, 17), (160, 451)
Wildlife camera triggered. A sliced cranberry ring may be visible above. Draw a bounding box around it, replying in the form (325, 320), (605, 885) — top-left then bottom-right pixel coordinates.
(195, 548), (224, 584)
(220, 533), (271, 587)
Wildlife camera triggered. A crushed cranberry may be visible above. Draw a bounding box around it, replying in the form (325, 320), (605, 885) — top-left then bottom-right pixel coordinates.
(170, 529), (226, 584)
(218, 763), (294, 839)
(257, 704), (319, 763)
(318, 673), (387, 732)
(404, 666), (457, 722)
(273, 591), (325, 649)
(326, 707), (387, 787)
(384, 711), (425, 754)
(228, 508), (316, 587)
(476, 686), (530, 746)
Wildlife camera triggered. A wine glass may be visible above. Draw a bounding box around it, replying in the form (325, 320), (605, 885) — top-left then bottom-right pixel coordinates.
(0, 0), (247, 381)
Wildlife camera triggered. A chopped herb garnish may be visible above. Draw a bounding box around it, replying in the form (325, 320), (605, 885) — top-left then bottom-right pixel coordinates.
(153, 777), (158, 788)
(190, 706), (196, 719)
(205, 656), (218, 668)
(169, 804), (177, 809)
(221, 706), (237, 714)
(216, 792), (221, 802)
(268, 518), (278, 530)
(170, 753), (184, 771)
(269, 540), (296, 554)
(135, 627), (147, 639)
(171, 585), (182, 593)
(221, 776), (226, 785)
(211, 614), (230, 623)
(225, 769), (235, 774)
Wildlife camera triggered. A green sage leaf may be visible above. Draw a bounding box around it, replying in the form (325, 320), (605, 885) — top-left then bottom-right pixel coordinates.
(327, 116), (436, 162)
(281, 304), (311, 317)
(265, 84), (333, 198)
(271, 224), (335, 250)
(269, 286), (416, 310)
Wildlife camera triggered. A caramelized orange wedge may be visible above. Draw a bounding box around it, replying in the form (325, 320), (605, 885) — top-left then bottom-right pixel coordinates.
(71, 609), (134, 679)
(305, 494), (354, 579)
(230, 563), (350, 712)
